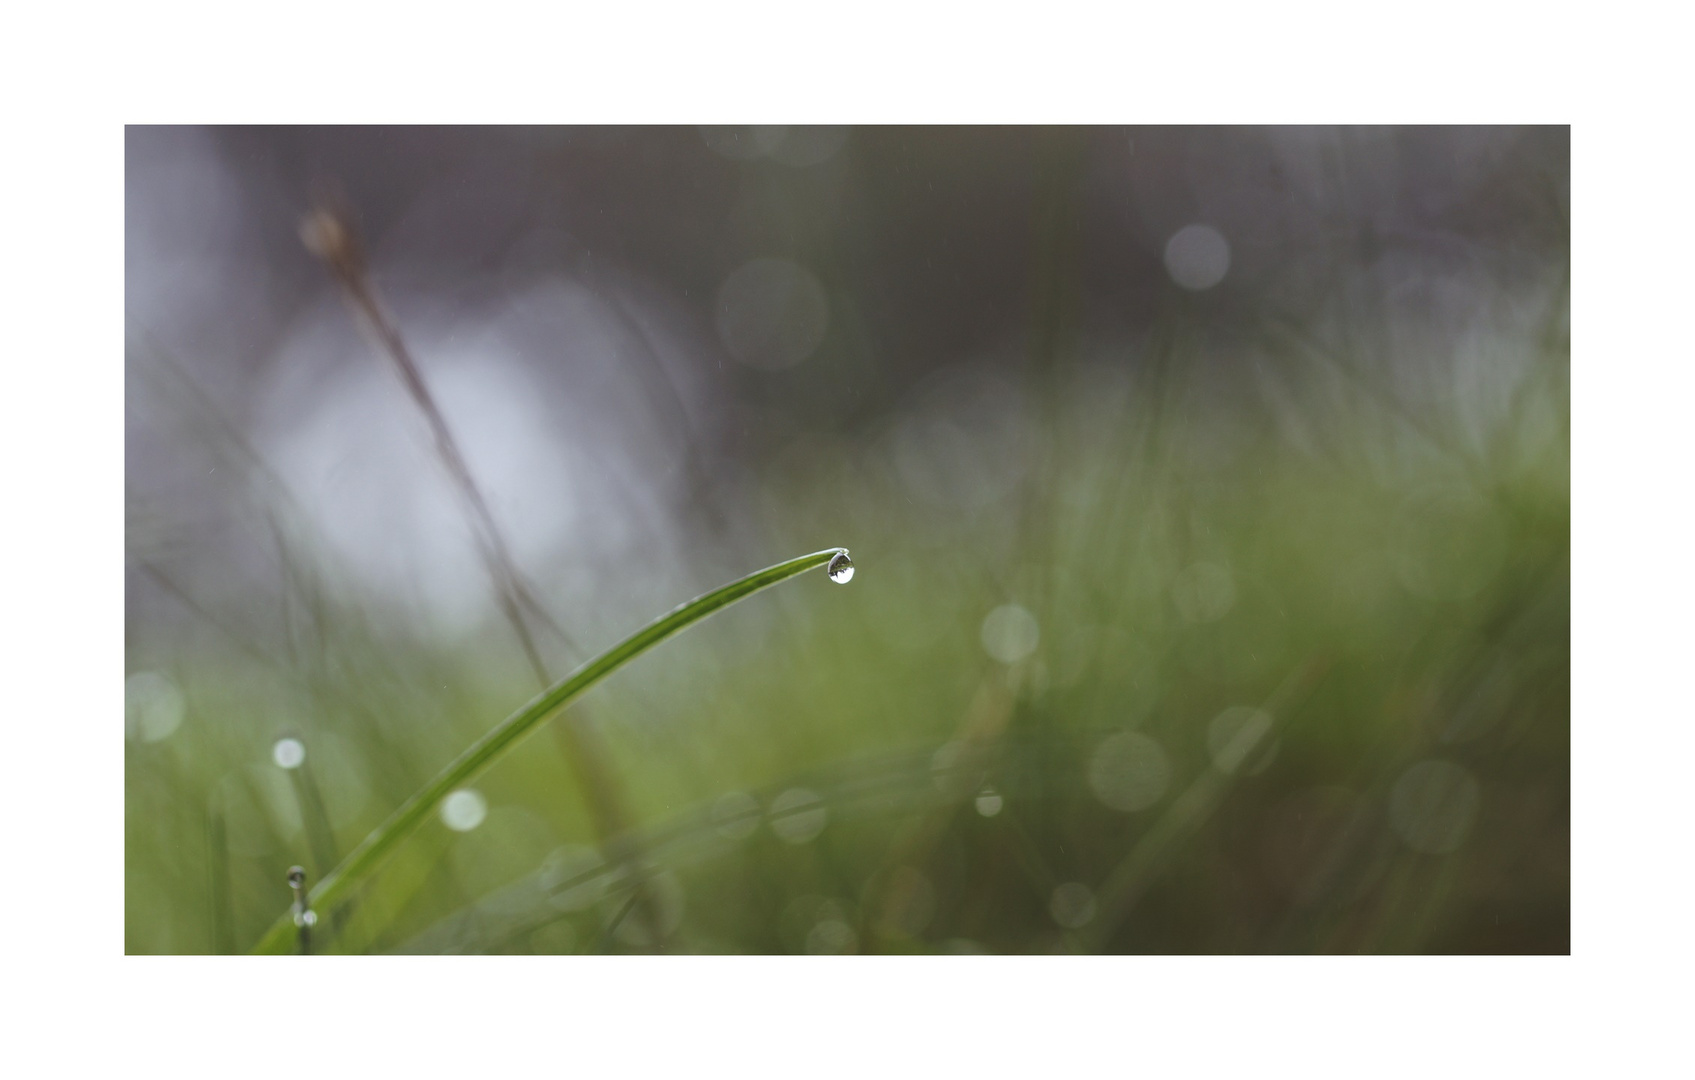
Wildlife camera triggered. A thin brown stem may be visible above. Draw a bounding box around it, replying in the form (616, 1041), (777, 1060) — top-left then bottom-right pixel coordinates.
(301, 202), (667, 950)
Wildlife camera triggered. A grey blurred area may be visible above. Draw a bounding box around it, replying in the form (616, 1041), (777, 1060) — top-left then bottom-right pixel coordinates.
(125, 125), (1566, 653)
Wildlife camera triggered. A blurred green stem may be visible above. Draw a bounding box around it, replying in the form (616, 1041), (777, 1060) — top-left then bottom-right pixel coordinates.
(250, 546), (850, 954)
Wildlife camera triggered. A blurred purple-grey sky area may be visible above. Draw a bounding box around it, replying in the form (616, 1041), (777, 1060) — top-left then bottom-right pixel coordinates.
(125, 125), (1567, 654)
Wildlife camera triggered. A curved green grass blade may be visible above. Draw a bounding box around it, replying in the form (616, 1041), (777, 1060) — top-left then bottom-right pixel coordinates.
(251, 546), (850, 954)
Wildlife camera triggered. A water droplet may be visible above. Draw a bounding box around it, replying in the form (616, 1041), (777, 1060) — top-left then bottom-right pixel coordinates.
(826, 551), (855, 584)
(287, 867), (316, 934)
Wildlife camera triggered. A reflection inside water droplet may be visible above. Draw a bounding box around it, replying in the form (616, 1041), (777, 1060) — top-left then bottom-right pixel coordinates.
(827, 551), (855, 584)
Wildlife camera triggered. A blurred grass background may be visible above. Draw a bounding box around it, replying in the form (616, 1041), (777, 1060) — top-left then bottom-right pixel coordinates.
(125, 126), (1568, 954)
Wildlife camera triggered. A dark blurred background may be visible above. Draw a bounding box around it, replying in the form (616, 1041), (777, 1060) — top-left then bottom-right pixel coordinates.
(125, 126), (1569, 954)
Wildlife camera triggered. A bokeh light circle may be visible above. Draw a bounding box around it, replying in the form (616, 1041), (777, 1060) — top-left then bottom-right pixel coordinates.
(715, 257), (829, 371)
(440, 788), (489, 832)
(711, 790), (761, 840)
(125, 671), (185, 743)
(981, 604), (1040, 664)
(271, 737), (306, 770)
(1088, 731), (1172, 812)
(806, 918), (859, 954)
(608, 870), (687, 947)
(1164, 224), (1231, 290)
(1050, 882), (1098, 928)
(769, 787), (827, 844)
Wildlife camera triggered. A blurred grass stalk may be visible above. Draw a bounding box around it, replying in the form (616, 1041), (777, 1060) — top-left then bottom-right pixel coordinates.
(298, 199), (674, 947)
(1079, 656), (1332, 950)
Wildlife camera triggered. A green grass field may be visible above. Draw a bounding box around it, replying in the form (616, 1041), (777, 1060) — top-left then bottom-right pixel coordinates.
(125, 289), (1569, 953)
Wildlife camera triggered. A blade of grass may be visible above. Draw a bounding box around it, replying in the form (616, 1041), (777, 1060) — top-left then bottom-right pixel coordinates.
(250, 546), (850, 953)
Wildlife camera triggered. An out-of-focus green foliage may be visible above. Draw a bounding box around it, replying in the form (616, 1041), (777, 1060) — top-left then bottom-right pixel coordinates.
(125, 126), (1568, 954)
(126, 313), (1567, 954)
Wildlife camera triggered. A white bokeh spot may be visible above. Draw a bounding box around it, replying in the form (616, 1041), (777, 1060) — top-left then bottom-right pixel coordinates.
(271, 737), (306, 770)
(440, 788), (489, 832)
